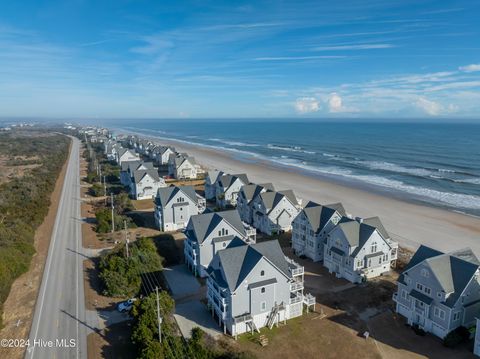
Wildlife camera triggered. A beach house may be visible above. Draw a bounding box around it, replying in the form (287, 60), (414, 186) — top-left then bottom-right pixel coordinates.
(168, 154), (198, 180)
(291, 201), (346, 261)
(154, 185), (206, 231)
(206, 240), (316, 337)
(116, 147), (140, 165)
(251, 190), (301, 235)
(323, 217), (398, 283)
(205, 170), (224, 201)
(184, 210), (256, 277)
(129, 168), (165, 200)
(215, 173), (250, 208)
(236, 183), (275, 224)
(393, 245), (480, 339)
(156, 146), (176, 166)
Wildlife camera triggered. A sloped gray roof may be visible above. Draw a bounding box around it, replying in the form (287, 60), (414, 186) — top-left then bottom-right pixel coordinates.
(175, 155), (196, 167)
(132, 169), (160, 183)
(363, 216), (390, 239)
(155, 185), (198, 206)
(218, 174), (249, 190)
(239, 183), (273, 203)
(206, 170), (223, 184)
(425, 254), (479, 307)
(187, 210), (246, 244)
(215, 240), (292, 292)
(325, 202), (346, 216)
(302, 201), (344, 233)
(399, 244), (480, 307)
(258, 190), (298, 213)
(121, 160), (141, 171)
(335, 218), (388, 256)
(398, 245), (443, 285)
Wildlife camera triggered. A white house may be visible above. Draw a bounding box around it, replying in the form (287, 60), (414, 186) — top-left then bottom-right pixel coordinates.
(168, 154), (198, 180)
(205, 170), (224, 201)
(215, 173), (250, 208)
(394, 246), (480, 339)
(323, 217), (398, 283)
(120, 161), (155, 187)
(206, 240), (316, 337)
(129, 169), (166, 200)
(236, 183), (275, 224)
(154, 186), (206, 231)
(291, 201), (346, 262)
(184, 210), (257, 277)
(116, 147), (140, 165)
(251, 190), (301, 235)
(156, 146), (176, 166)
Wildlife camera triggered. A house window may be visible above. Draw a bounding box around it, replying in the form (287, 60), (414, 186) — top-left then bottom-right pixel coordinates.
(453, 312), (460, 321)
(357, 260), (362, 268)
(261, 301), (266, 311)
(261, 288), (265, 293)
(437, 292), (442, 299)
(401, 290), (407, 299)
(222, 242), (226, 248)
(424, 287), (431, 295)
(371, 242), (377, 253)
(416, 283), (423, 291)
(434, 307), (446, 320)
(378, 257), (382, 264)
(260, 270), (265, 276)
(421, 269), (429, 278)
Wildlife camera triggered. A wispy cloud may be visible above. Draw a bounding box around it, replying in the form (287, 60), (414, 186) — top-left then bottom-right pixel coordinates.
(459, 64), (480, 72)
(312, 43), (395, 51)
(254, 55), (345, 61)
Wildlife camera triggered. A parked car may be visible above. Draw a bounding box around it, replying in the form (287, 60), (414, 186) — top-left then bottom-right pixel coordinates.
(116, 298), (136, 313)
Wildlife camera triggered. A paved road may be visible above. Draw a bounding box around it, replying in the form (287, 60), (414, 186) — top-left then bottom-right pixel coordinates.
(27, 137), (87, 359)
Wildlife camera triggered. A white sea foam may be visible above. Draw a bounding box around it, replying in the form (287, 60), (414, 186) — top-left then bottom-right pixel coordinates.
(209, 138), (260, 147)
(453, 178), (480, 185)
(267, 143), (315, 154)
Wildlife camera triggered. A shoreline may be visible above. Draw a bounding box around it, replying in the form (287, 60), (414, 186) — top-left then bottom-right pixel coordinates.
(117, 129), (480, 255)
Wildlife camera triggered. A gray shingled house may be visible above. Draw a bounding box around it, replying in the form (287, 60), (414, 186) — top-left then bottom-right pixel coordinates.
(154, 185), (206, 231)
(394, 245), (480, 339)
(215, 173), (250, 208)
(236, 183), (275, 224)
(323, 217), (398, 283)
(206, 240), (315, 337)
(291, 201), (346, 261)
(184, 210), (256, 277)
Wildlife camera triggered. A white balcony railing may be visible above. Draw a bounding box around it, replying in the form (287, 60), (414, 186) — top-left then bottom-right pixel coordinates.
(290, 281), (304, 291)
(290, 294), (303, 305)
(303, 293), (316, 306)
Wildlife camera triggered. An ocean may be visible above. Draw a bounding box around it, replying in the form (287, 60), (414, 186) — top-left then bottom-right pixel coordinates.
(111, 120), (480, 216)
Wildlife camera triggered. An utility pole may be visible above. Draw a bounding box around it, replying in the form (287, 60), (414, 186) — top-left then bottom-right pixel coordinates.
(111, 193), (115, 233)
(103, 175), (107, 204)
(156, 287), (162, 343)
(124, 220), (129, 258)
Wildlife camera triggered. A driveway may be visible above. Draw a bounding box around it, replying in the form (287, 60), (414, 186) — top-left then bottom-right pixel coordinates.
(163, 264), (200, 299)
(163, 264), (222, 339)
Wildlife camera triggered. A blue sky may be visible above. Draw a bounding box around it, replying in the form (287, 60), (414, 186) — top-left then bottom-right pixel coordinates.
(1, 0), (480, 120)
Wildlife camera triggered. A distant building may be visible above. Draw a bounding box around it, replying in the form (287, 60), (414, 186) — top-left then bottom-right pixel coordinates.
(204, 170), (224, 201)
(251, 190), (301, 235)
(394, 245), (480, 339)
(291, 201), (346, 261)
(154, 186), (206, 231)
(215, 173), (250, 208)
(168, 154), (198, 179)
(184, 210), (256, 277)
(206, 240), (315, 337)
(129, 168), (166, 200)
(236, 183), (275, 224)
(116, 147), (140, 165)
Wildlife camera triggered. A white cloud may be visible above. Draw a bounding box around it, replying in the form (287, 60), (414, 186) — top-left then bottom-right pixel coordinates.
(415, 97), (443, 116)
(295, 97), (320, 113)
(313, 44), (394, 51)
(328, 93), (343, 112)
(459, 64), (480, 72)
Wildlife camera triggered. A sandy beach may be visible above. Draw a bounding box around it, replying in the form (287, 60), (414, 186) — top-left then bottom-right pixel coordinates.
(127, 131), (480, 255)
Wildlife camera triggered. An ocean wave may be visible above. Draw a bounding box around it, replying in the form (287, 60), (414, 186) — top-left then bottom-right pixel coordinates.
(209, 138), (260, 147)
(453, 178), (480, 185)
(356, 161), (433, 177)
(267, 144), (315, 154)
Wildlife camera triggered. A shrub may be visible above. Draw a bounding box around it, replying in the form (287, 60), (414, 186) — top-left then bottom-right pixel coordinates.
(444, 326), (469, 347)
